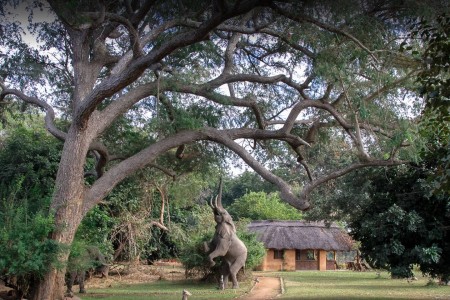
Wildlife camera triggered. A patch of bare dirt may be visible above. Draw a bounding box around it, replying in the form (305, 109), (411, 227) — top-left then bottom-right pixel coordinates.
(239, 276), (281, 300)
(85, 261), (186, 290)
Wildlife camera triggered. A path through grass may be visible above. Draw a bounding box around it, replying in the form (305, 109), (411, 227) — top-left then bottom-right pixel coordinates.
(78, 270), (450, 300)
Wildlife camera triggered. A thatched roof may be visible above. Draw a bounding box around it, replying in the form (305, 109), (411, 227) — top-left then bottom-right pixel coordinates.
(247, 220), (354, 251)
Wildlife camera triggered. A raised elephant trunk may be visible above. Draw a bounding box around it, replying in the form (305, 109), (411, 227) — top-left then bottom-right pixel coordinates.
(204, 178), (247, 289)
(216, 177), (223, 208)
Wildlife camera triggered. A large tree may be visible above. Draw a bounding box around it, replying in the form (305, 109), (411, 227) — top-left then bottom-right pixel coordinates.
(0, 1), (445, 298)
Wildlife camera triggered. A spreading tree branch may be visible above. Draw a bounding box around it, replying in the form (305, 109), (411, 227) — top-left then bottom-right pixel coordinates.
(271, 3), (380, 65)
(74, 0), (269, 129)
(299, 159), (406, 202)
(0, 82), (66, 141)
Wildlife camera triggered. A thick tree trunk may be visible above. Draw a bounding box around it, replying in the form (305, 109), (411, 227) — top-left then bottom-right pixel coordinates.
(31, 126), (91, 300)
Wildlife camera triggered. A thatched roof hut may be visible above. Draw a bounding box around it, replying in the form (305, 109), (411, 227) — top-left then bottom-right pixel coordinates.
(248, 220), (353, 251)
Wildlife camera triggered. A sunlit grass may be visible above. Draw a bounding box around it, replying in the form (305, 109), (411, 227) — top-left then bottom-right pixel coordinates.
(79, 279), (251, 300)
(263, 270), (450, 300)
(78, 270), (450, 300)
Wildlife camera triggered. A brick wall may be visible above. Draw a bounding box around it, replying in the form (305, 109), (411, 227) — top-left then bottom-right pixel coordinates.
(258, 249), (296, 271)
(257, 249), (337, 271)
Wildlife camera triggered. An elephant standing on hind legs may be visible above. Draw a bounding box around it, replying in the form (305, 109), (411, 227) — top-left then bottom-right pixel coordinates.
(204, 179), (247, 289)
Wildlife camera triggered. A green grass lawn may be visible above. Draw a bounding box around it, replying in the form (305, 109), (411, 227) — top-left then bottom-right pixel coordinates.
(78, 279), (252, 300)
(78, 271), (450, 300)
(262, 270), (450, 300)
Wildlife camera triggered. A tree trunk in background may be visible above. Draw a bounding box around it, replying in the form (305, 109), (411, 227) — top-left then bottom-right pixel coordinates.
(31, 127), (91, 300)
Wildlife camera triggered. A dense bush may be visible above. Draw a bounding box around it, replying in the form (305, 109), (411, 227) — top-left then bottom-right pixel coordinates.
(0, 125), (62, 213)
(0, 200), (60, 298)
(0, 125), (62, 297)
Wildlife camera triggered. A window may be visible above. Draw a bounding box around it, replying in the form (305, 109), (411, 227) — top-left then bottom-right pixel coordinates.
(295, 250), (301, 261)
(327, 251), (335, 261)
(306, 250), (317, 261)
(273, 249), (284, 259)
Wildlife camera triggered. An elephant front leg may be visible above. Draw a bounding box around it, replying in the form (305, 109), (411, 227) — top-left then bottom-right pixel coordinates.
(220, 262), (231, 289)
(208, 249), (226, 267)
(207, 252), (217, 267)
(207, 239), (230, 267)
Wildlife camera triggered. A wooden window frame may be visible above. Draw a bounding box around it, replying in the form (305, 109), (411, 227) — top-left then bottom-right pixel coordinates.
(326, 251), (336, 261)
(305, 249), (317, 261)
(273, 249), (284, 259)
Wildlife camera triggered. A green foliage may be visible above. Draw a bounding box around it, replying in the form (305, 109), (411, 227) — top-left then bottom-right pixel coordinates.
(0, 124), (62, 212)
(0, 188), (60, 296)
(221, 171), (278, 206)
(348, 163), (449, 280)
(67, 240), (98, 272)
(168, 173), (215, 209)
(146, 228), (179, 262)
(228, 192), (302, 221)
(75, 205), (114, 258)
(178, 234), (212, 278)
(335, 14), (449, 281)
(0, 124), (62, 295)
(404, 14), (450, 192)
(413, 15), (450, 115)
(174, 206), (215, 276)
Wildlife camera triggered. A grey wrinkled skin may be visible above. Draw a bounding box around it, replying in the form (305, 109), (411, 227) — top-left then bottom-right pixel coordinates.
(204, 179), (247, 289)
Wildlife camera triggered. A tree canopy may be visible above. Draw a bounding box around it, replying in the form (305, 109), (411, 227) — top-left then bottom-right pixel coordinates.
(350, 160), (449, 281)
(228, 191), (303, 220)
(0, 1), (447, 298)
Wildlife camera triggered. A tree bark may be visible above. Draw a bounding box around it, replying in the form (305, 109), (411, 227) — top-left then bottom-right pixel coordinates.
(31, 126), (92, 300)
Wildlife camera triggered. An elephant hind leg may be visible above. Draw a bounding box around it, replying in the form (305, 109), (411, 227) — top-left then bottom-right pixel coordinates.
(229, 256), (246, 289)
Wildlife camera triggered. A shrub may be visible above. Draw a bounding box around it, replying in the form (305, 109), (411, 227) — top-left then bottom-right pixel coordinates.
(0, 203), (60, 298)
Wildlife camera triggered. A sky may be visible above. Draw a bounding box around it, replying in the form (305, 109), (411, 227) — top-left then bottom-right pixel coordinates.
(2, 1), (54, 48)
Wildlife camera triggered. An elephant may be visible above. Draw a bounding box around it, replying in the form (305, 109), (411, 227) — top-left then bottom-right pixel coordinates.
(204, 179), (247, 289)
(65, 245), (109, 296)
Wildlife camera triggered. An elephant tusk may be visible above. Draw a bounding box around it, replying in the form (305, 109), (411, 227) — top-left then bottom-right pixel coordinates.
(209, 196), (215, 209)
(214, 195), (219, 209)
